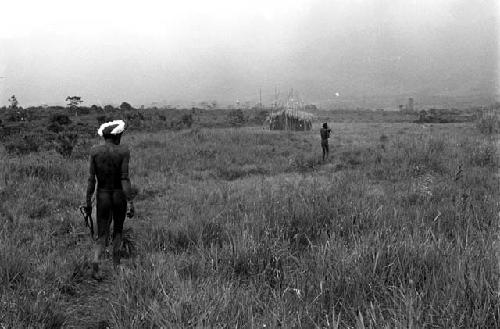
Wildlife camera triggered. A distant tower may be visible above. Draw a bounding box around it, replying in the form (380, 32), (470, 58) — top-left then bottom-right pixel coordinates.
(408, 98), (414, 111)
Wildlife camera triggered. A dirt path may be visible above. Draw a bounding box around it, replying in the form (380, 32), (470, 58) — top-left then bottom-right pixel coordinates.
(58, 232), (138, 328)
(61, 261), (117, 328)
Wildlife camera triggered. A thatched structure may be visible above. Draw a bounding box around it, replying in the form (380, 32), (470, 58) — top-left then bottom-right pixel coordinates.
(416, 108), (476, 123)
(268, 109), (313, 131)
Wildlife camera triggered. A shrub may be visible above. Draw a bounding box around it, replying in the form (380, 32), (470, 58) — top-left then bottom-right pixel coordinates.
(49, 113), (72, 125)
(181, 114), (193, 128)
(47, 122), (64, 133)
(6, 111), (23, 122)
(125, 112), (143, 121)
(90, 104), (103, 112)
(227, 109), (246, 126)
(0, 126), (21, 141)
(5, 135), (41, 154)
(70, 138), (93, 159)
(55, 132), (78, 157)
(96, 115), (109, 124)
(77, 106), (90, 115)
(120, 102), (133, 111)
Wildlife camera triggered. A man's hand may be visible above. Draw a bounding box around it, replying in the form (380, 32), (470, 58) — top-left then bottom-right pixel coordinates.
(126, 202), (135, 218)
(83, 203), (92, 216)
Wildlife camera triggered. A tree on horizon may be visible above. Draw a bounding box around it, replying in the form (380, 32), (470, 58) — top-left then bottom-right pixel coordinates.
(8, 95), (18, 109)
(66, 96), (83, 116)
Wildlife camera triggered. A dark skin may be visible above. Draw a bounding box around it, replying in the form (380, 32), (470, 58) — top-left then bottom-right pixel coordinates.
(85, 133), (134, 274)
(85, 134), (133, 215)
(320, 123), (331, 161)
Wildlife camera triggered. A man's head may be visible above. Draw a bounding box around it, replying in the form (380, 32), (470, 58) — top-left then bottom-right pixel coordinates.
(322, 122), (328, 129)
(98, 120), (125, 144)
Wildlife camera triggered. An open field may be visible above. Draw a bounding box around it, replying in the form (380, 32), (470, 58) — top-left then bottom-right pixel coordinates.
(1, 108), (500, 328)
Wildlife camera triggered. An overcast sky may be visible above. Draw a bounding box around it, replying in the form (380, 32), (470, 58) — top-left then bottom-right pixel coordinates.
(0, 0), (497, 107)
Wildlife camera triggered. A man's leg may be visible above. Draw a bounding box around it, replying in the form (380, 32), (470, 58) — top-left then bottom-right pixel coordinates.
(93, 191), (112, 277)
(112, 191), (127, 266)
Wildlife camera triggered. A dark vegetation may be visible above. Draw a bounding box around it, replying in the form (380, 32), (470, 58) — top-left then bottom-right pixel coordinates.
(0, 106), (270, 158)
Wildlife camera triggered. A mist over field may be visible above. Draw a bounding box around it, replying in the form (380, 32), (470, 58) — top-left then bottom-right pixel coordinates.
(0, 0), (498, 108)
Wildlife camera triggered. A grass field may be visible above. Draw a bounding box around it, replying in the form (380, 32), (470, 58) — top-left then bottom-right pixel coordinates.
(1, 109), (500, 328)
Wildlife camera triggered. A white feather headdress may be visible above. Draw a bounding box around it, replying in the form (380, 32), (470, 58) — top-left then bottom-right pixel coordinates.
(97, 120), (126, 136)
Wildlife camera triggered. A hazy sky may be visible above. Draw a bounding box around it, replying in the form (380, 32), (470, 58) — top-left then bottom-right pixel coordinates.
(0, 0), (497, 107)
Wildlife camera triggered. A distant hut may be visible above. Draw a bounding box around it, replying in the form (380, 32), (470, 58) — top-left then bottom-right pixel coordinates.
(416, 108), (475, 123)
(268, 108), (313, 131)
(267, 89), (313, 131)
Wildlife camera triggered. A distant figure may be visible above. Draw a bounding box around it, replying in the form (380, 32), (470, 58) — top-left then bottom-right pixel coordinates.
(84, 120), (134, 279)
(320, 122), (331, 161)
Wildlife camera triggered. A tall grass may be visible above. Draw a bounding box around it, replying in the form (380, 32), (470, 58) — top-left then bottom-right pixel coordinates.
(1, 122), (499, 327)
(476, 109), (500, 135)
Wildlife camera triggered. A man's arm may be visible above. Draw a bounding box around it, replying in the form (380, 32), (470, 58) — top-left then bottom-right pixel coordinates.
(121, 148), (135, 218)
(86, 152), (96, 212)
(121, 148), (132, 201)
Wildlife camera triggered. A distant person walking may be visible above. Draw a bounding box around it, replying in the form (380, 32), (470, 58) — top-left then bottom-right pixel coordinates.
(320, 122), (331, 161)
(84, 120), (134, 279)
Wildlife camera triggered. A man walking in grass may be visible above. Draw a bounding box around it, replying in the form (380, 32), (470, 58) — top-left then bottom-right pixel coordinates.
(84, 119), (134, 279)
(320, 122), (332, 161)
